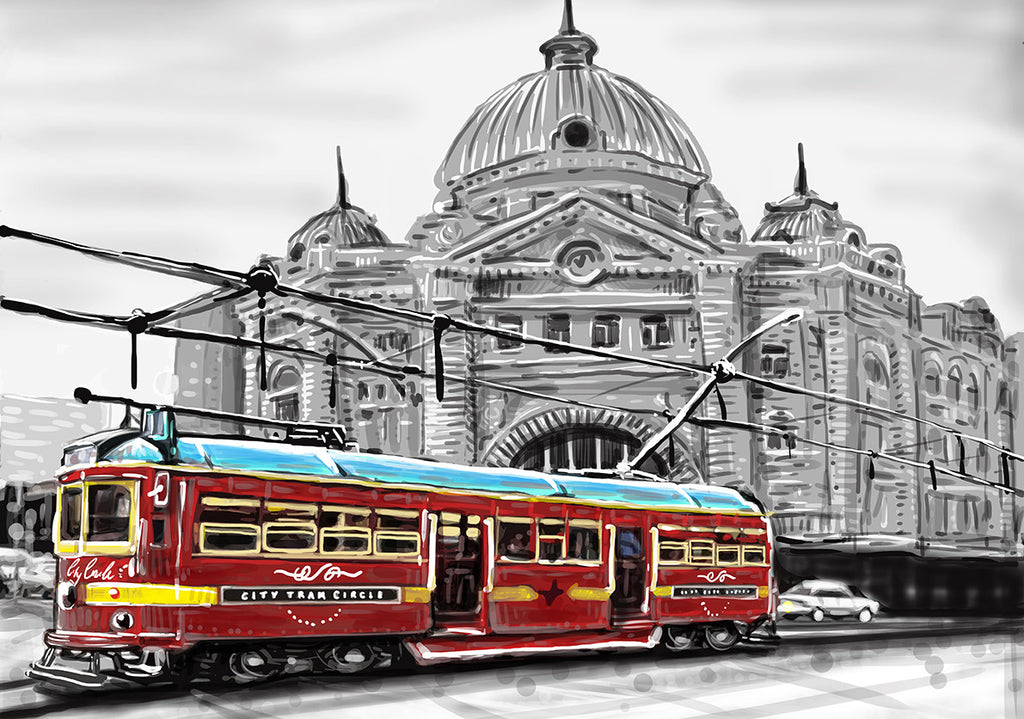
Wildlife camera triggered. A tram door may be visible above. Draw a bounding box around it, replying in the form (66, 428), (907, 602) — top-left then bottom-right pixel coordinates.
(611, 526), (647, 623)
(433, 512), (484, 626)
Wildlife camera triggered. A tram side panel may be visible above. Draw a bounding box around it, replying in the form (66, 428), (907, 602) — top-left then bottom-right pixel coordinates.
(488, 500), (608, 633)
(171, 475), (433, 645)
(650, 512), (772, 626)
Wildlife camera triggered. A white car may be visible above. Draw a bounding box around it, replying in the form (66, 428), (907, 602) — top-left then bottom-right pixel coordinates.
(778, 580), (880, 623)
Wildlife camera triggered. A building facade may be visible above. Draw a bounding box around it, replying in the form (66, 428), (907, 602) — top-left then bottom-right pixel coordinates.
(174, 13), (1024, 603)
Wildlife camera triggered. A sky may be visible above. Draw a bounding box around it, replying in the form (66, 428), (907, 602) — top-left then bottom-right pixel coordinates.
(0, 0), (1021, 402)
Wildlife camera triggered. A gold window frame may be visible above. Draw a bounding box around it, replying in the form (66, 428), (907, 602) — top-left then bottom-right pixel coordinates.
(262, 521), (318, 553)
(742, 545), (767, 566)
(657, 540), (689, 566)
(565, 519), (602, 564)
(82, 480), (139, 556)
(496, 516), (534, 563)
(688, 539), (715, 565)
(199, 523), (260, 554)
(55, 482), (84, 555)
(715, 545), (741, 566)
(374, 530), (421, 557)
(320, 527), (372, 556)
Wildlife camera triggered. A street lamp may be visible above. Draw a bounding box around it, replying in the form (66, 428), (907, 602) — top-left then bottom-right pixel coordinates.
(621, 307), (804, 474)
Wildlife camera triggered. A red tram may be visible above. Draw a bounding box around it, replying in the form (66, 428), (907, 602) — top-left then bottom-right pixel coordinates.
(29, 405), (777, 689)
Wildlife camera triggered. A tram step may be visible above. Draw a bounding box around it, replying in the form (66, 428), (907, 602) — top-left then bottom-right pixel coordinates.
(405, 628), (661, 666)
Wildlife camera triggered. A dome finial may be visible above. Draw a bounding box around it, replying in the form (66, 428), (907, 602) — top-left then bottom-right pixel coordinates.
(336, 145), (350, 209)
(795, 142), (809, 196)
(560, 0), (576, 34)
(541, 0), (597, 68)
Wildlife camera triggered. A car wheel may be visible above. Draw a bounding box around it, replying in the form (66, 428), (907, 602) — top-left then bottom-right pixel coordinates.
(858, 608), (873, 623)
(810, 608), (825, 622)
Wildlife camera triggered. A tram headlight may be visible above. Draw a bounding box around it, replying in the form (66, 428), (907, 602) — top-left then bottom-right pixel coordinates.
(111, 610), (134, 632)
(56, 581), (78, 610)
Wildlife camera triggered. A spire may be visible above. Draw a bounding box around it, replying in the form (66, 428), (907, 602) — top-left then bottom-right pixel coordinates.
(336, 145), (350, 209)
(560, 0), (576, 34)
(795, 142), (809, 196)
(541, 0), (597, 68)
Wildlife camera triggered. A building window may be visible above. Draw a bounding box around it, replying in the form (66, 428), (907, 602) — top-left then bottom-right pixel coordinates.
(947, 367), (963, 404)
(376, 383), (387, 401)
(545, 314), (571, 351)
(591, 314), (620, 348)
(923, 361), (941, 396)
(270, 365), (302, 422)
(967, 373), (980, 413)
(760, 344), (790, 378)
(272, 395), (299, 422)
(640, 314), (671, 349)
(357, 382), (369, 401)
(495, 314), (523, 350)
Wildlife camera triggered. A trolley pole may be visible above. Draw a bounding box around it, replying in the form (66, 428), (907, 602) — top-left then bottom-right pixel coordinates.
(621, 308), (804, 474)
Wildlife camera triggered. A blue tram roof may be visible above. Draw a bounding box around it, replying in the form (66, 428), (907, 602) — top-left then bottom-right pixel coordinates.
(137, 437), (761, 514)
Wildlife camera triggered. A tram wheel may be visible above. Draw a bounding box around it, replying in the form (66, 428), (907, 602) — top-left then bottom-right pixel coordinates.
(703, 623), (741, 652)
(663, 627), (696, 653)
(320, 644), (376, 674)
(227, 649), (281, 682)
(810, 608), (825, 623)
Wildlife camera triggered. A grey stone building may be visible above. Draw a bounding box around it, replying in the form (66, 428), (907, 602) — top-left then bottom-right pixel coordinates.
(174, 14), (1024, 605)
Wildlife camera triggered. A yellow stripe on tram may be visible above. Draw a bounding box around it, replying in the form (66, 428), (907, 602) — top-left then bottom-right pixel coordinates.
(85, 582), (220, 606)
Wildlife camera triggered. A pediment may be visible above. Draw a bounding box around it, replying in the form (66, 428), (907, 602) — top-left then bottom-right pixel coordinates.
(441, 193), (722, 272)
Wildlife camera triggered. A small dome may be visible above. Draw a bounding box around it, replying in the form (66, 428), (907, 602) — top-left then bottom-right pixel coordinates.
(286, 150), (390, 264)
(751, 144), (845, 245)
(437, 13), (709, 190)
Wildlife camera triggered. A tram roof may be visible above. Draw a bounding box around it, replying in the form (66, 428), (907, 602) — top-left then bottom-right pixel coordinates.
(116, 436), (762, 514)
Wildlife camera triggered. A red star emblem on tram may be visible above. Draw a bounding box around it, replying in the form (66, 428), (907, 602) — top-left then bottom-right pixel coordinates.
(537, 579), (564, 606)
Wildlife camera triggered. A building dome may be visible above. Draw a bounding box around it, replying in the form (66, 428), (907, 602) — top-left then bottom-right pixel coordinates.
(286, 149), (390, 266)
(751, 144), (847, 245)
(436, 10), (709, 191)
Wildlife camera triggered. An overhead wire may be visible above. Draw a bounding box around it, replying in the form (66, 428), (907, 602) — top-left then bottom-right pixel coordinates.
(2, 223), (1021, 496)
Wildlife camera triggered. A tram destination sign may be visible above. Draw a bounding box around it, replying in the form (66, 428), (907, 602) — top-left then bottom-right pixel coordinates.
(222, 585), (400, 604)
(672, 585), (757, 599)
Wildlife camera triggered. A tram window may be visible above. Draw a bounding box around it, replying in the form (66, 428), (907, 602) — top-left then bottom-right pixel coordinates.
(496, 517), (534, 561)
(322, 529), (371, 554)
(567, 520), (600, 562)
(320, 506), (372, 556)
(375, 531), (420, 556)
(688, 540), (714, 565)
(86, 484), (132, 542)
(617, 529), (642, 559)
(377, 509), (419, 531)
(201, 524), (259, 553)
(151, 518), (166, 546)
(264, 523), (316, 552)
(716, 545), (740, 566)
(538, 519), (566, 562)
(263, 502), (317, 550)
(59, 486), (83, 541)
(658, 541), (688, 565)
(198, 497), (260, 553)
(200, 497), (261, 524)
(375, 509), (420, 556)
(742, 546), (766, 565)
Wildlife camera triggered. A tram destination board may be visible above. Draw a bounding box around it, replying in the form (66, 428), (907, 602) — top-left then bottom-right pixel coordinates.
(222, 586), (401, 604)
(672, 585), (757, 599)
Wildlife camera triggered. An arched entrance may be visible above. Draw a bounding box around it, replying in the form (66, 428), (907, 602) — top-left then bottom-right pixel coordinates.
(510, 425), (667, 475)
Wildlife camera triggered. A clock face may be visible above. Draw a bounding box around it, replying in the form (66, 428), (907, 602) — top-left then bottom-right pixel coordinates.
(557, 239), (608, 285)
